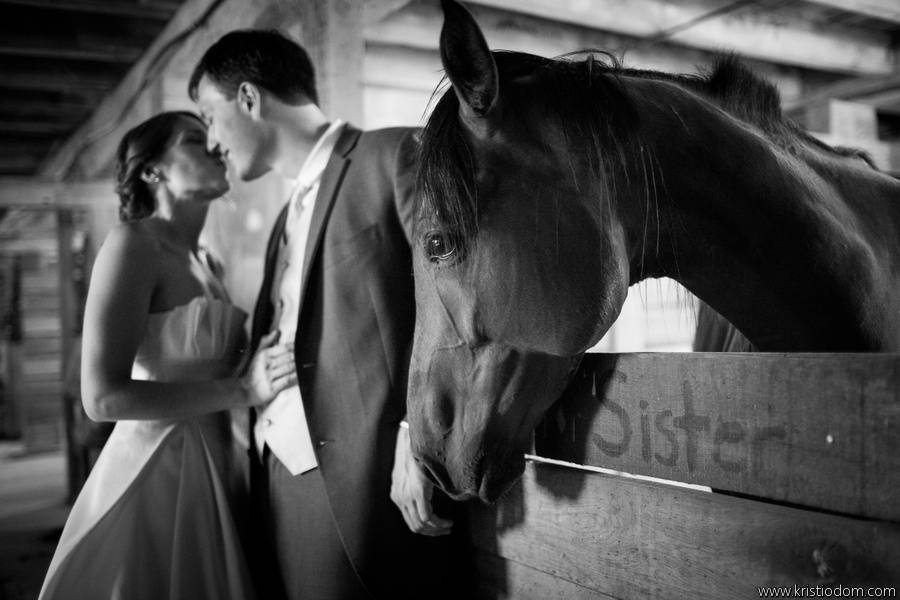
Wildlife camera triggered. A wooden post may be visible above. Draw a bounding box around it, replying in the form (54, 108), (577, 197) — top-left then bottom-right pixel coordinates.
(254, 0), (365, 124)
(56, 208), (78, 497)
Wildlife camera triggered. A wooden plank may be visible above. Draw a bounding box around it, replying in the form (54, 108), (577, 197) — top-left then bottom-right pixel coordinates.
(21, 336), (62, 355)
(22, 395), (63, 414)
(363, 86), (434, 129)
(0, 178), (114, 208)
(20, 272), (58, 292)
(0, 96), (89, 120)
(0, 72), (112, 95)
(535, 353), (900, 522)
(20, 358), (61, 379)
(805, 99), (878, 140)
(468, 464), (900, 600)
(0, 0), (179, 20)
(17, 380), (62, 396)
(23, 421), (62, 451)
(800, 0), (900, 25)
(366, 3), (809, 103)
(363, 0), (414, 24)
(17, 295), (60, 314)
(472, 549), (616, 600)
(21, 318), (61, 339)
(363, 44), (443, 93)
(464, 0), (894, 75)
(0, 120), (74, 135)
(0, 155), (42, 175)
(0, 43), (140, 64)
(56, 209), (75, 378)
(784, 73), (900, 114)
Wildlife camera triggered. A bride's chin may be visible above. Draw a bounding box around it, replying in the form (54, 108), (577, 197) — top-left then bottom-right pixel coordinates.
(201, 182), (231, 201)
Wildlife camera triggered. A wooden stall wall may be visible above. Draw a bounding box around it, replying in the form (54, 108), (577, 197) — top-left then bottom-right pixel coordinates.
(466, 354), (900, 598)
(0, 210), (63, 451)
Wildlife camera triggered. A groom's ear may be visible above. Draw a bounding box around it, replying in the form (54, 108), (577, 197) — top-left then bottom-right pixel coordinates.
(236, 82), (262, 119)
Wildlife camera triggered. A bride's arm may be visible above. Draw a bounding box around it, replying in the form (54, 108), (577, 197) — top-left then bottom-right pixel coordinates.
(81, 225), (294, 422)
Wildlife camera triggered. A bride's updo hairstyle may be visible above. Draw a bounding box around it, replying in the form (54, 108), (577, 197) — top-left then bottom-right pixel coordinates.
(115, 111), (204, 222)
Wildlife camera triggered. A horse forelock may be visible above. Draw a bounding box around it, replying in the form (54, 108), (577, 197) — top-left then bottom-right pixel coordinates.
(416, 88), (479, 255)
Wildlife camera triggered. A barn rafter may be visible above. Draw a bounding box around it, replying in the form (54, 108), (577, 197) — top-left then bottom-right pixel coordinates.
(0, 0), (181, 20)
(463, 0), (897, 75)
(800, 0), (900, 25)
(0, 0), (894, 180)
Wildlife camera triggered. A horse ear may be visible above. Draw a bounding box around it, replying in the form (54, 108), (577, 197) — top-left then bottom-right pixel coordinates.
(439, 0), (498, 119)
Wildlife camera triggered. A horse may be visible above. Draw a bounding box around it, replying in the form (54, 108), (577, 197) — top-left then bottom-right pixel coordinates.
(408, 0), (900, 503)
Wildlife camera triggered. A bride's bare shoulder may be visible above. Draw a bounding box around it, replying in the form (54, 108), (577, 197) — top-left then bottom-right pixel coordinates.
(95, 220), (161, 274)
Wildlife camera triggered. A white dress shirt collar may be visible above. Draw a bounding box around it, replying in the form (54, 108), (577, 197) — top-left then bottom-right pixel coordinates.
(285, 119), (346, 211)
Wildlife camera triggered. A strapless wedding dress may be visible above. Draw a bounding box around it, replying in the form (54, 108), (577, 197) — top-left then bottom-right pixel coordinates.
(40, 260), (257, 600)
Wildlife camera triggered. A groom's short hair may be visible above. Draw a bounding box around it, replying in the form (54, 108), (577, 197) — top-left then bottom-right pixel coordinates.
(188, 29), (318, 105)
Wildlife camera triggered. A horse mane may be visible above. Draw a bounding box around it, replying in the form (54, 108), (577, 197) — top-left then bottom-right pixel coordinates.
(416, 50), (875, 253)
(690, 56), (876, 168)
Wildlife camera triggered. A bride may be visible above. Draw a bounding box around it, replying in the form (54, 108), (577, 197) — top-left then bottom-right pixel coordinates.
(39, 111), (293, 599)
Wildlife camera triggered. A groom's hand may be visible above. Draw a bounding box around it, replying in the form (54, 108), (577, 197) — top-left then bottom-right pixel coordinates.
(390, 423), (453, 536)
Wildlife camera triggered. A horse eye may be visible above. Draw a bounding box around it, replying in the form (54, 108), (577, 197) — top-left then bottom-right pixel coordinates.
(423, 231), (457, 263)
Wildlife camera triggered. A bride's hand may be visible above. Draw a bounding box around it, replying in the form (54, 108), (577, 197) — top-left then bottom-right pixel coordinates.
(241, 331), (297, 406)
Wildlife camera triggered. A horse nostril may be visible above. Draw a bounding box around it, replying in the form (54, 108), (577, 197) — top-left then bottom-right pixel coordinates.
(416, 456), (452, 492)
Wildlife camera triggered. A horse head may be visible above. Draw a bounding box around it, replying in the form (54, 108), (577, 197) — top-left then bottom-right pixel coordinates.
(409, 0), (900, 504)
(408, 0), (633, 502)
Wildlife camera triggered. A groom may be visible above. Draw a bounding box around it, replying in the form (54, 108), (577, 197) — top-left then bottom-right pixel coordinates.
(189, 30), (465, 599)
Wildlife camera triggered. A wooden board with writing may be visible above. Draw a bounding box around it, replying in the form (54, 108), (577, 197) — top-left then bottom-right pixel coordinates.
(535, 353), (900, 521)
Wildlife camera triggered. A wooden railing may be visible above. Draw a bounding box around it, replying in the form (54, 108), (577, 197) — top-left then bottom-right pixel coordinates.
(468, 353), (900, 598)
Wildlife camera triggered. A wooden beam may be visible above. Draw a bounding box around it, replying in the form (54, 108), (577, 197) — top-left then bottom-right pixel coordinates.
(459, 0), (895, 75)
(363, 0), (413, 24)
(0, 72), (113, 94)
(784, 72), (900, 113)
(799, 0), (900, 25)
(0, 140), (55, 158)
(366, 9), (810, 103)
(0, 157), (43, 175)
(0, 97), (89, 119)
(0, 178), (114, 208)
(0, 121), (73, 135)
(364, 44), (442, 92)
(856, 90), (900, 115)
(0, 43), (140, 64)
(0, 0), (180, 20)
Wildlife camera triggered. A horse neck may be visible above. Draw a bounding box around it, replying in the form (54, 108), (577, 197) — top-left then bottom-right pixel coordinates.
(615, 81), (900, 350)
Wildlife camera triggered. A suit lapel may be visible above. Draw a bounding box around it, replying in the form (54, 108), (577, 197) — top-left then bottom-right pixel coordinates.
(251, 204), (289, 349)
(297, 125), (362, 313)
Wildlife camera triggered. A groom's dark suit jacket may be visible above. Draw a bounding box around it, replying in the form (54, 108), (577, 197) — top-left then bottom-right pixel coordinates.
(249, 125), (466, 599)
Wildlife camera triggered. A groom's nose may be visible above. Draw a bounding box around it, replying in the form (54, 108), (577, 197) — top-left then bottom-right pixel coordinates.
(205, 134), (219, 154)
